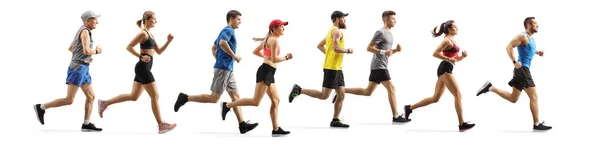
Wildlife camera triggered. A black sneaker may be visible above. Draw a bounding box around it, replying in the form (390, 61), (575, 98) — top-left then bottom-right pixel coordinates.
(34, 104), (45, 125)
(330, 118), (350, 128)
(404, 105), (413, 120)
(458, 122), (475, 131)
(393, 115), (411, 123)
(288, 84), (301, 103)
(272, 127), (290, 137)
(533, 121), (552, 131)
(174, 92), (189, 112)
(239, 120), (259, 134)
(476, 81), (492, 96)
(81, 123), (103, 132)
(332, 94), (337, 104)
(221, 102), (230, 121)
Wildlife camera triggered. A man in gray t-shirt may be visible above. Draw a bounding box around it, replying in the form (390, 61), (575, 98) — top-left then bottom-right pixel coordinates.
(333, 10), (409, 123)
(34, 10), (103, 132)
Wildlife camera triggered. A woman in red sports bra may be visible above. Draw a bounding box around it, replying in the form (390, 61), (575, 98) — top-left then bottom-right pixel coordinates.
(403, 20), (476, 131)
(223, 19), (292, 136)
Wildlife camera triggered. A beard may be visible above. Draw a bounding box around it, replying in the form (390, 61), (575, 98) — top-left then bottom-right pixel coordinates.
(338, 21), (346, 29)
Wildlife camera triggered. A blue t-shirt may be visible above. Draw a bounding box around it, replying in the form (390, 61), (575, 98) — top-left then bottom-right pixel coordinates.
(517, 32), (536, 68)
(213, 26), (237, 72)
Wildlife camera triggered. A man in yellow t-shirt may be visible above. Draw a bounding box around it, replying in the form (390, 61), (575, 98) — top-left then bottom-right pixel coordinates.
(288, 10), (354, 128)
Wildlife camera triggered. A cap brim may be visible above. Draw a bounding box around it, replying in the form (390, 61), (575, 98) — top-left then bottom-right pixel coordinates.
(343, 13), (349, 16)
(282, 21), (289, 26)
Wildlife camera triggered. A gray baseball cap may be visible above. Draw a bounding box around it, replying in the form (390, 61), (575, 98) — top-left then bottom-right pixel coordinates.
(81, 10), (101, 21)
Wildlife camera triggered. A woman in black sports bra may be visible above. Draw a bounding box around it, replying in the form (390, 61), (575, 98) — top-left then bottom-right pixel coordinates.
(97, 11), (177, 134)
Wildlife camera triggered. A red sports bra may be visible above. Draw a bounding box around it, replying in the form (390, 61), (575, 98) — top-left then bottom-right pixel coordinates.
(262, 37), (280, 56)
(442, 37), (460, 58)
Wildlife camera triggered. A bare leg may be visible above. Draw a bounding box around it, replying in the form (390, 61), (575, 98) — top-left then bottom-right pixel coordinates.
(345, 82), (378, 96)
(301, 87), (333, 100)
(381, 81), (398, 117)
(266, 84), (280, 130)
(227, 91), (245, 123)
(188, 92), (222, 103)
(105, 82), (144, 106)
(523, 87), (540, 124)
(439, 73), (464, 124)
(333, 87), (345, 119)
(410, 78), (445, 110)
(491, 87), (522, 103)
(227, 83), (268, 107)
(43, 84), (79, 108)
(80, 84), (96, 121)
(142, 82), (164, 126)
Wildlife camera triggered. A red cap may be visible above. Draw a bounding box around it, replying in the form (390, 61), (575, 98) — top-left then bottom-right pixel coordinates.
(269, 19), (288, 30)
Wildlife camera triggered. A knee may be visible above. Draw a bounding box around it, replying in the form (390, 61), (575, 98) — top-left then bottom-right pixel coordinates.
(528, 95), (538, 102)
(365, 90), (374, 96)
(252, 99), (261, 106)
(431, 96), (441, 103)
(335, 94), (345, 102)
(150, 95), (160, 102)
(454, 93), (462, 100)
(208, 95), (221, 103)
(85, 95), (95, 102)
(271, 99), (280, 108)
(130, 93), (142, 101)
(64, 98), (74, 105)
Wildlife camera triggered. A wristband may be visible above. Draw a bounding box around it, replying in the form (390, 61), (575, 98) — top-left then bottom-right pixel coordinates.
(285, 56), (289, 60)
(96, 49), (98, 54)
(512, 60), (516, 64)
(380, 50), (385, 55)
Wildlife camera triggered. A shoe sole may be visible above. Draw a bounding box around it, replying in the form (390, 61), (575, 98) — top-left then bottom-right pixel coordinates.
(81, 129), (102, 132)
(159, 126), (176, 134)
(34, 105), (43, 125)
(533, 128), (552, 132)
(271, 133), (290, 137)
(476, 81), (491, 96)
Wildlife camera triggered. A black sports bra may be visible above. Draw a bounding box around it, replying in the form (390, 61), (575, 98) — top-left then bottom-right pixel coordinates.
(140, 29), (156, 49)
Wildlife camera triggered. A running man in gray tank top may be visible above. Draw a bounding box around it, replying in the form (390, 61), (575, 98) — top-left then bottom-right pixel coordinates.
(333, 11), (410, 123)
(34, 10), (104, 132)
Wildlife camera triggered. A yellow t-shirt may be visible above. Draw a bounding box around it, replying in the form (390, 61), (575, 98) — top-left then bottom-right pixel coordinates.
(323, 26), (345, 70)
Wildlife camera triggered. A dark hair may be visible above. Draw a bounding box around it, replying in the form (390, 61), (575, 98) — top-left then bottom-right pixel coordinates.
(524, 17), (535, 29)
(431, 20), (455, 37)
(226, 10), (242, 23)
(136, 11), (155, 29)
(382, 10), (396, 21)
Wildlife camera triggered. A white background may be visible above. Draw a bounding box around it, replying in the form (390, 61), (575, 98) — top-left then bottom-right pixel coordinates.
(1, 0), (598, 144)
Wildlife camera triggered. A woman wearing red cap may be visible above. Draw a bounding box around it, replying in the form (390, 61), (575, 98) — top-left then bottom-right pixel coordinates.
(221, 19), (292, 136)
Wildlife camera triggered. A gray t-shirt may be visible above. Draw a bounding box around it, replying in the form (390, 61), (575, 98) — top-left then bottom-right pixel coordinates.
(69, 26), (93, 69)
(370, 28), (393, 70)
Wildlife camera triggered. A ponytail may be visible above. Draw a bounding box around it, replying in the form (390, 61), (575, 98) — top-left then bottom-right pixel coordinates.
(136, 20), (143, 29)
(431, 20), (455, 38)
(431, 25), (444, 37)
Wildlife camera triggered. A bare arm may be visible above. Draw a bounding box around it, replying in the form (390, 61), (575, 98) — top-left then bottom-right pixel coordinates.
(219, 39), (237, 58)
(332, 29), (349, 53)
(212, 44), (217, 58)
(269, 39), (287, 63)
(79, 30), (98, 55)
(366, 41), (380, 54)
(126, 32), (145, 58)
(506, 34), (526, 62)
(253, 41), (265, 58)
(154, 34), (173, 55)
(432, 39), (452, 60)
(317, 38), (326, 54)
(68, 41), (74, 52)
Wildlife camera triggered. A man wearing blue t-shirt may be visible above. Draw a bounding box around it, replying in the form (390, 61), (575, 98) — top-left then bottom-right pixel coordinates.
(476, 17), (552, 131)
(174, 10), (258, 134)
